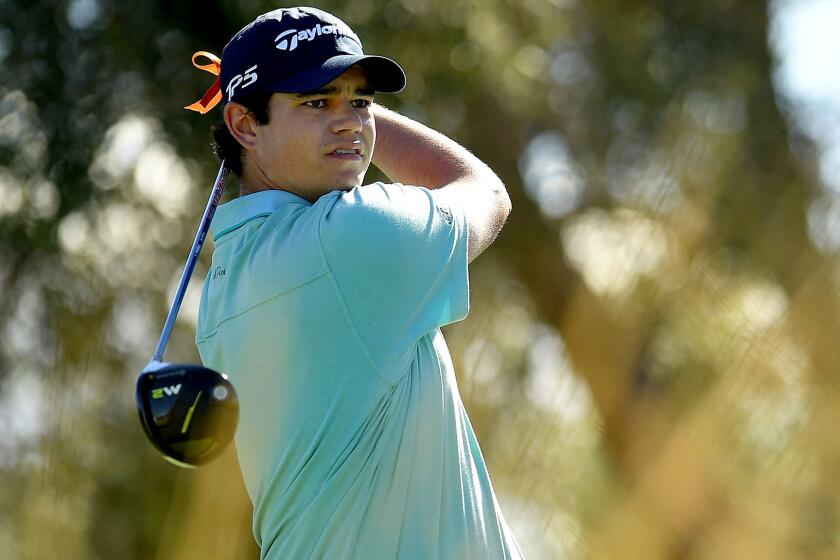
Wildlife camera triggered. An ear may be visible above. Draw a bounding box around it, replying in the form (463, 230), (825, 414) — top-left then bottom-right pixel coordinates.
(223, 102), (260, 151)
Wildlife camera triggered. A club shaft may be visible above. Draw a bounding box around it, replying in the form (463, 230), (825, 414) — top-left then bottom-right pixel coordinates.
(152, 161), (231, 362)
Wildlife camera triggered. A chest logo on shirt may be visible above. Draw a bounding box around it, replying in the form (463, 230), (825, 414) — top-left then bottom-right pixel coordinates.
(212, 266), (226, 280)
(438, 205), (453, 225)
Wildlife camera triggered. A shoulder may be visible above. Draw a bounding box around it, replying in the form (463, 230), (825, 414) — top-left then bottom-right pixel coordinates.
(327, 182), (434, 214)
(320, 182), (443, 239)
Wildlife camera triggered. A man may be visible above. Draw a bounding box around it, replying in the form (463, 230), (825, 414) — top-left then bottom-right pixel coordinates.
(188, 7), (521, 559)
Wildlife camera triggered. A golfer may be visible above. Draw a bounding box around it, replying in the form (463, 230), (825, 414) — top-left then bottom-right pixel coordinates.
(188, 7), (522, 559)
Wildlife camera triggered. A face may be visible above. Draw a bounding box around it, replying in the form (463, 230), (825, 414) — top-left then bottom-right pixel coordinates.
(233, 65), (376, 201)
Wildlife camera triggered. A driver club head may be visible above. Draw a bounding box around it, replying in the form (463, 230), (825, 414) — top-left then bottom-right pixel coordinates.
(136, 363), (239, 468)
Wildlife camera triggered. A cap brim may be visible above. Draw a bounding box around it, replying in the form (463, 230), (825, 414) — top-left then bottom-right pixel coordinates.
(267, 54), (406, 94)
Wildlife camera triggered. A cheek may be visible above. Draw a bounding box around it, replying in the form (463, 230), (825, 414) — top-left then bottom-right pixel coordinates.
(260, 130), (330, 186)
(363, 110), (375, 133)
(259, 133), (309, 170)
(363, 115), (375, 158)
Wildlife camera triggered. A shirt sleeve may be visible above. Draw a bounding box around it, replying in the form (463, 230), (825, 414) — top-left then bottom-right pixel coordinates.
(318, 182), (470, 380)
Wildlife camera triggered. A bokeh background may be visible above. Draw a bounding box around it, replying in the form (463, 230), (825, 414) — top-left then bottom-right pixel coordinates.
(2, 0), (840, 558)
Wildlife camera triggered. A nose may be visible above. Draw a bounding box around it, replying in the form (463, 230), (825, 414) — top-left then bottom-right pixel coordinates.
(331, 101), (364, 134)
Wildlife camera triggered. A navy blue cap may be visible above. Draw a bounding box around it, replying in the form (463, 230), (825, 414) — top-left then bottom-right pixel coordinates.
(220, 7), (406, 104)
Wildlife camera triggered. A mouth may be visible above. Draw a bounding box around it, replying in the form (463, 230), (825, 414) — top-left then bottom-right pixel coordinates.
(326, 147), (364, 160)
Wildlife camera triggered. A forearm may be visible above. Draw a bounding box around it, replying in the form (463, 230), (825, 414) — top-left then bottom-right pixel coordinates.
(370, 104), (498, 190)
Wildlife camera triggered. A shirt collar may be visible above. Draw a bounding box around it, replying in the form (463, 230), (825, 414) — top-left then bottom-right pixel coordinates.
(211, 189), (312, 239)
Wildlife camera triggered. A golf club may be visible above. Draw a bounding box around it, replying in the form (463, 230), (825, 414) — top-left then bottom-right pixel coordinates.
(136, 161), (239, 468)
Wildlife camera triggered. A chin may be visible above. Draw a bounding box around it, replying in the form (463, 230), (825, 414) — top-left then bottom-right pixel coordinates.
(335, 177), (364, 190)
(313, 182), (358, 199)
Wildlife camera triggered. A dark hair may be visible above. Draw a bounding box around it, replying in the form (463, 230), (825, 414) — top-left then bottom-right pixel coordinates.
(210, 89), (274, 177)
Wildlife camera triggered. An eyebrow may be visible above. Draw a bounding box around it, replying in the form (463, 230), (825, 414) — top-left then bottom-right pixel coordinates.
(292, 85), (376, 99)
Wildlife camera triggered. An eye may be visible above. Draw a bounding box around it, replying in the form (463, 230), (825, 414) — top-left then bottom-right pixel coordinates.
(352, 99), (373, 108)
(304, 99), (327, 109)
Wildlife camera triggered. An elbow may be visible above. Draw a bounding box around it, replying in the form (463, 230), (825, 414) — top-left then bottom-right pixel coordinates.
(495, 180), (512, 217)
(502, 186), (512, 216)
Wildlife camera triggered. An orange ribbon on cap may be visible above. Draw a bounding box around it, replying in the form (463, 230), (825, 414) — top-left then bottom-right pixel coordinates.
(184, 51), (222, 114)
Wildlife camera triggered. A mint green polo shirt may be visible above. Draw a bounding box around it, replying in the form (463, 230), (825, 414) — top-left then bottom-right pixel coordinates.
(195, 182), (523, 559)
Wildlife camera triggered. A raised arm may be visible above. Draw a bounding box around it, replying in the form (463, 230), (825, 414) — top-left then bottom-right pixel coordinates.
(370, 104), (511, 263)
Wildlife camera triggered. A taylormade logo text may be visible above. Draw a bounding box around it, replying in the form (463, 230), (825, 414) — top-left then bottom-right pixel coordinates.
(275, 23), (344, 51)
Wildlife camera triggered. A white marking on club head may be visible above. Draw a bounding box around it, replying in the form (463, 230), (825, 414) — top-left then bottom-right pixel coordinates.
(212, 385), (229, 401)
